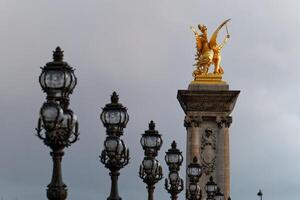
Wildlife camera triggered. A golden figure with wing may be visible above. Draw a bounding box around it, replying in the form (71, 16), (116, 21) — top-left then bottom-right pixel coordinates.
(191, 19), (231, 80)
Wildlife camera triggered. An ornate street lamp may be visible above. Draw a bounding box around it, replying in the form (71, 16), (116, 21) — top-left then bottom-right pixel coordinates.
(257, 189), (263, 200)
(214, 187), (224, 200)
(100, 92), (130, 200)
(100, 91), (129, 136)
(39, 47), (76, 103)
(164, 141), (184, 200)
(140, 120), (163, 157)
(186, 157), (202, 200)
(36, 47), (79, 200)
(139, 121), (163, 200)
(205, 176), (218, 200)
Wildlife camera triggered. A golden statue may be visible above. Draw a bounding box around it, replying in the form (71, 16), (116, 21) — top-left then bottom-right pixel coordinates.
(190, 19), (231, 84)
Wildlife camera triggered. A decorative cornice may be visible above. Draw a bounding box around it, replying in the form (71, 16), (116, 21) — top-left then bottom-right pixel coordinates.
(216, 116), (232, 128)
(184, 115), (233, 128)
(177, 90), (240, 115)
(184, 115), (203, 128)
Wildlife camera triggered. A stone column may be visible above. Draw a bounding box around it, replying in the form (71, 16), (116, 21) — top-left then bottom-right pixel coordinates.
(177, 83), (239, 199)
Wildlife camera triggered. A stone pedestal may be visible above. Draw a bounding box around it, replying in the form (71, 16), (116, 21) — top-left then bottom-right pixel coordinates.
(177, 83), (239, 199)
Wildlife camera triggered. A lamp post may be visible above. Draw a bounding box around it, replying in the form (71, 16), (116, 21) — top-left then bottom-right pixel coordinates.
(100, 92), (130, 200)
(36, 47), (79, 200)
(139, 121), (163, 200)
(186, 157), (202, 200)
(214, 187), (224, 200)
(205, 176), (218, 200)
(257, 189), (263, 200)
(164, 141), (184, 200)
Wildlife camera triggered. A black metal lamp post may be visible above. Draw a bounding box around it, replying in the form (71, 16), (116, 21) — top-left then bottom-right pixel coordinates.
(100, 92), (130, 200)
(139, 121), (163, 200)
(205, 176), (218, 200)
(186, 157), (202, 200)
(36, 47), (79, 200)
(164, 141), (184, 200)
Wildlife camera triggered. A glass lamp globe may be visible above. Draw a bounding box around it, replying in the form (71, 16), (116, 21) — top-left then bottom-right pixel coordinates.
(142, 157), (161, 176)
(100, 92), (129, 136)
(205, 176), (218, 195)
(104, 136), (125, 157)
(189, 183), (199, 194)
(39, 47), (77, 100)
(142, 157), (157, 173)
(165, 141), (183, 170)
(187, 157), (202, 181)
(140, 121), (162, 157)
(40, 102), (63, 131)
(169, 171), (179, 184)
(61, 110), (77, 130)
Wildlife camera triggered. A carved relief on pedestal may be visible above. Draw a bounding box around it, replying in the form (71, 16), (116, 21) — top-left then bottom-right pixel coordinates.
(200, 129), (216, 175)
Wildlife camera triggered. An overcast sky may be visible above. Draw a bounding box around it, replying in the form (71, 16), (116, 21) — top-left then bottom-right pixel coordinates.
(1, 0), (300, 199)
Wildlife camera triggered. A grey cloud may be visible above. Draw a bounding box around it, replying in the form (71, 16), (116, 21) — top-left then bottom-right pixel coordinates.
(0, 0), (300, 200)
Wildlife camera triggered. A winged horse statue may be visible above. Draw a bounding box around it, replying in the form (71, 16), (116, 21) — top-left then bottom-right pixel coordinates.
(190, 19), (231, 76)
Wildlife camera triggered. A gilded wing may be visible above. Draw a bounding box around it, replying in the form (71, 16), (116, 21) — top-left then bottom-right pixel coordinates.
(190, 26), (202, 52)
(209, 19), (231, 48)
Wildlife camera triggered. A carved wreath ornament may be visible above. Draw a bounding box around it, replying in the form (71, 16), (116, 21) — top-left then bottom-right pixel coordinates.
(200, 129), (216, 175)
